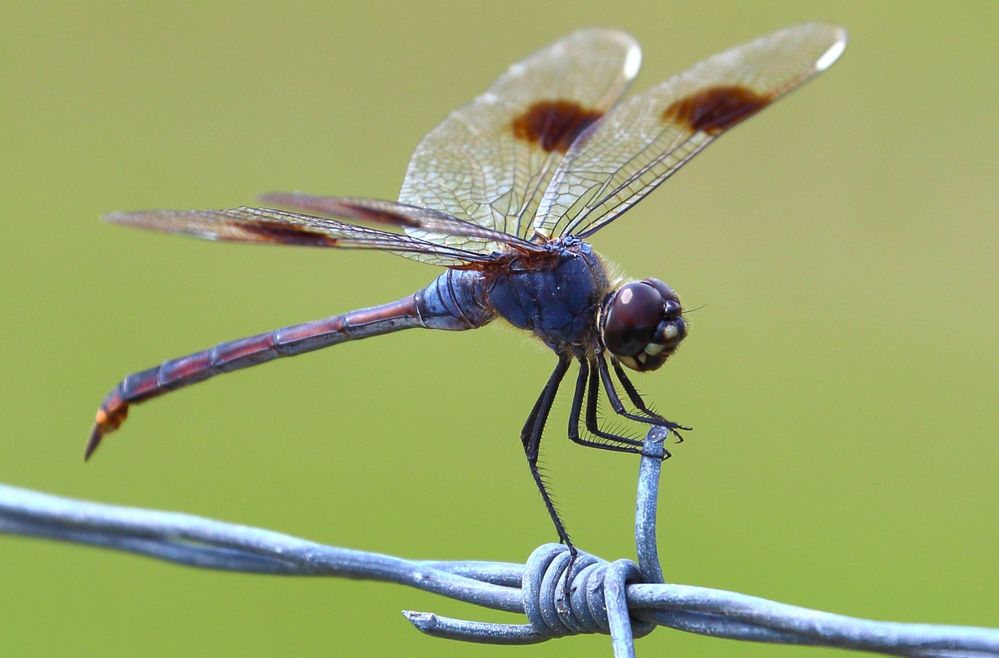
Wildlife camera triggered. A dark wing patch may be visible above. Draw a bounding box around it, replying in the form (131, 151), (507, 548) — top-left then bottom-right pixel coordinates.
(399, 28), (640, 243)
(533, 22), (847, 240)
(259, 193), (541, 251)
(103, 206), (495, 268)
(237, 219), (341, 247)
(511, 100), (604, 153)
(661, 85), (771, 135)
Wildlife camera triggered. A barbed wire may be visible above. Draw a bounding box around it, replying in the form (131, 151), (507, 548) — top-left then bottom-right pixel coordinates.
(2, 428), (997, 657)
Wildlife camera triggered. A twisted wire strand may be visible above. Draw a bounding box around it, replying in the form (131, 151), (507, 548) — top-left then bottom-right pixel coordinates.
(1, 427), (997, 657)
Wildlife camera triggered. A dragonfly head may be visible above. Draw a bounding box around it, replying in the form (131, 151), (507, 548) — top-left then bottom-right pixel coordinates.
(600, 278), (686, 372)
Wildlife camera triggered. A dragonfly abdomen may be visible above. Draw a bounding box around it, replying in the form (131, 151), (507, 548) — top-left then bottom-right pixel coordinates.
(416, 269), (496, 331)
(86, 295), (429, 459)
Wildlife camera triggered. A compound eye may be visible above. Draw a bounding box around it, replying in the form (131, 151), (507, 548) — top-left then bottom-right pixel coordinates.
(644, 278), (679, 305)
(602, 282), (664, 356)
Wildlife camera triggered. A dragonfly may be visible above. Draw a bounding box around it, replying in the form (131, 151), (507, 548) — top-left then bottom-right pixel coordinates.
(87, 23), (846, 551)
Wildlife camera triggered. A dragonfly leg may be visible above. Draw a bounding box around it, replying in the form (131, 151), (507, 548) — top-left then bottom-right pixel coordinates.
(521, 354), (574, 550)
(520, 373), (550, 442)
(595, 350), (679, 430)
(611, 359), (692, 439)
(567, 360), (645, 454)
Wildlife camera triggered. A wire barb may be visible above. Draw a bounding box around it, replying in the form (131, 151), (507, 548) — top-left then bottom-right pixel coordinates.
(1, 427), (997, 657)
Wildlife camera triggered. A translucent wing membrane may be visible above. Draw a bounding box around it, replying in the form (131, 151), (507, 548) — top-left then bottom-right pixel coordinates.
(534, 22), (847, 240)
(104, 205), (495, 268)
(260, 193), (539, 254)
(399, 28), (640, 249)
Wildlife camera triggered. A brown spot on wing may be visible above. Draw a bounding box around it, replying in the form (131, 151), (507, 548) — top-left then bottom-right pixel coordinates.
(262, 195), (421, 228)
(662, 85), (771, 136)
(339, 202), (420, 228)
(239, 220), (340, 247)
(511, 100), (603, 153)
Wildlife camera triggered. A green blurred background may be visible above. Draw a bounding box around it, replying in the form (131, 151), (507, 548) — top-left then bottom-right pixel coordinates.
(2, 1), (996, 656)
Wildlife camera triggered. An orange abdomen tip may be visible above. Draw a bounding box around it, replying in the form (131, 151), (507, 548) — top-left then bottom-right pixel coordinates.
(85, 392), (129, 461)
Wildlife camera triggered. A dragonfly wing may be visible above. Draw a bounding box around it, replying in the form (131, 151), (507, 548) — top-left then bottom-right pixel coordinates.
(533, 22), (847, 240)
(399, 28), (640, 249)
(259, 192), (541, 253)
(104, 206), (495, 268)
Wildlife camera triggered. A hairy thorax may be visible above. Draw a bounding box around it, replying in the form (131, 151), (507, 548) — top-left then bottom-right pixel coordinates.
(482, 237), (614, 352)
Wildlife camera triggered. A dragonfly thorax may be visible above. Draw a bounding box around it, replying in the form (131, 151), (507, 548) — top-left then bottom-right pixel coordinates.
(599, 278), (686, 372)
(483, 239), (611, 350)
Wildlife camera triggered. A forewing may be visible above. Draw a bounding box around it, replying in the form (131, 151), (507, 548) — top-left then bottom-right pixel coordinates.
(399, 28), (641, 250)
(104, 206), (494, 268)
(534, 22), (847, 240)
(259, 192), (540, 252)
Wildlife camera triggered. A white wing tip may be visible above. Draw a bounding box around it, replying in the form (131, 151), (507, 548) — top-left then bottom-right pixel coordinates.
(815, 25), (848, 71)
(623, 42), (642, 79)
(103, 210), (141, 226)
(563, 27), (641, 69)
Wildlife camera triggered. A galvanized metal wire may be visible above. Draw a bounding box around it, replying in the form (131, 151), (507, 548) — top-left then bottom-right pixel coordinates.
(2, 428), (997, 657)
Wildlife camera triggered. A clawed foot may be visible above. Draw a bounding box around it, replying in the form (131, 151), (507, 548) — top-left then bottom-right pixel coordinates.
(639, 418), (690, 460)
(668, 422), (691, 444)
